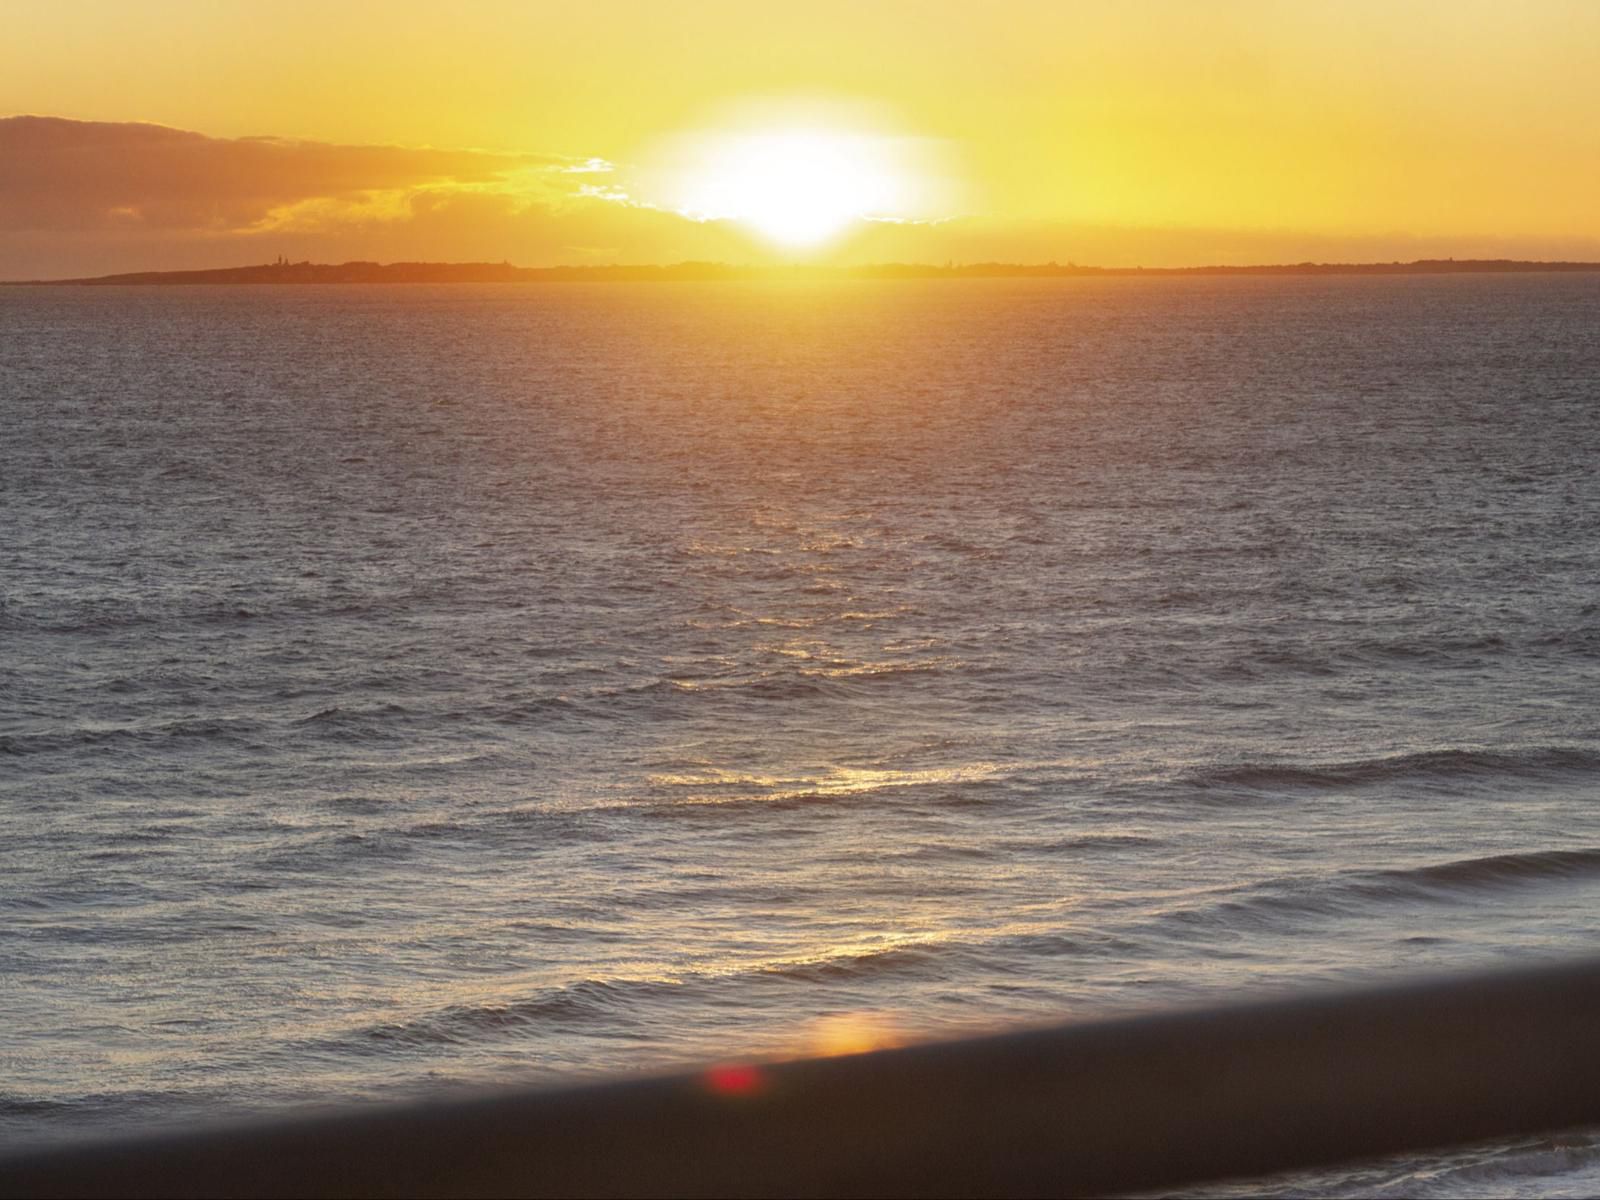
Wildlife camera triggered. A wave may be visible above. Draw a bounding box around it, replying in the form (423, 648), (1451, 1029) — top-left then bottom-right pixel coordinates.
(296, 703), (418, 725)
(292, 703), (420, 744)
(1359, 1134), (1600, 1198)
(631, 775), (1015, 820)
(1365, 847), (1600, 893)
(758, 944), (953, 985)
(478, 660), (965, 728)
(1148, 846), (1600, 939)
(1, 703), (483, 759)
(872, 833), (1160, 865)
(617, 788), (891, 820)
(1201, 626), (1600, 683)
(0, 578), (494, 635)
(353, 977), (666, 1049)
(1184, 745), (1600, 792)
(320, 929), (1151, 1057)
(0, 1084), (272, 1143)
(0, 598), (278, 635)
(1025, 833), (1162, 852)
(0, 717), (264, 757)
(0, 1095), (77, 1117)
(2, 660), (960, 761)
(335, 950), (946, 1051)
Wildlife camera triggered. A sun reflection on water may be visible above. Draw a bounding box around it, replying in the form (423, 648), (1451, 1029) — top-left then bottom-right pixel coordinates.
(645, 761), (1006, 803)
(802, 1011), (906, 1058)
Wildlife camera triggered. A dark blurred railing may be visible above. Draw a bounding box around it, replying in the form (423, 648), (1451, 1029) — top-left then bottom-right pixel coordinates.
(5, 958), (1600, 1198)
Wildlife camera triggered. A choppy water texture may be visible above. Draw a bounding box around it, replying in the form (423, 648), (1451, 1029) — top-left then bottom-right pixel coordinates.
(3, 276), (1599, 1193)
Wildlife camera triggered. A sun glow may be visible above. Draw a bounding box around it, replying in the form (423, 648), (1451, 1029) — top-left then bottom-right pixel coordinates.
(638, 95), (963, 254)
(673, 128), (911, 248)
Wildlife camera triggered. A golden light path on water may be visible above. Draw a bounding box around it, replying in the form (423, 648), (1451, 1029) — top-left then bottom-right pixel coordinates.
(395, 509), (1094, 1073)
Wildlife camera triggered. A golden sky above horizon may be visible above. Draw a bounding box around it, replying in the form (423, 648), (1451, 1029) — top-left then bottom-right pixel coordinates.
(4, 0), (1600, 275)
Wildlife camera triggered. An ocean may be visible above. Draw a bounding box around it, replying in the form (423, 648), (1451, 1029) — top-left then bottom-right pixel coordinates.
(3, 275), (1599, 1195)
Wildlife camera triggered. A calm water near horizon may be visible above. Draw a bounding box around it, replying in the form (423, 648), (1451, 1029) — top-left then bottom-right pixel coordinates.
(3, 275), (1600, 1195)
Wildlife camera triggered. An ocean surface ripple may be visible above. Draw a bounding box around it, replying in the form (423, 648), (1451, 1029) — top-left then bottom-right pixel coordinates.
(3, 275), (1599, 1194)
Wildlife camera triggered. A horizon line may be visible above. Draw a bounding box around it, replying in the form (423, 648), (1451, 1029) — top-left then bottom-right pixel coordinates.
(9, 256), (1600, 286)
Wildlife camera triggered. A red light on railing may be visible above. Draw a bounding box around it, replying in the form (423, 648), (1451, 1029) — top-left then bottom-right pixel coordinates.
(704, 1064), (767, 1097)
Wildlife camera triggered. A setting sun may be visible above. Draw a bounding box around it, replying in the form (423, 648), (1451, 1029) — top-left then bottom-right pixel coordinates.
(668, 127), (920, 248)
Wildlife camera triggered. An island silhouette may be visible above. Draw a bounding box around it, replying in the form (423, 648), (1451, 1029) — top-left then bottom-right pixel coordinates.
(8, 258), (1600, 285)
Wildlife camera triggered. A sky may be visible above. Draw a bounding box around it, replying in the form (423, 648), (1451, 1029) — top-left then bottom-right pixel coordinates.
(3, 0), (1600, 276)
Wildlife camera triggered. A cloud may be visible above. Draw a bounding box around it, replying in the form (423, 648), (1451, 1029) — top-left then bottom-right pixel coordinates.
(0, 115), (563, 233)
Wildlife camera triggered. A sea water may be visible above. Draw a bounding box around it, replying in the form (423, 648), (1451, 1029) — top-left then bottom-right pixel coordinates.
(3, 276), (1599, 1194)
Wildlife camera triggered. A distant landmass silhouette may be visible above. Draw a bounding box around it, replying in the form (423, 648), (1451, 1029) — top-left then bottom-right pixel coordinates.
(8, 258), (1600, 285)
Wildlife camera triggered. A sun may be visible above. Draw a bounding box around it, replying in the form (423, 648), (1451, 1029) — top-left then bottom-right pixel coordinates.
(673, 128), (915, 249)
(644, 99), (956, 252)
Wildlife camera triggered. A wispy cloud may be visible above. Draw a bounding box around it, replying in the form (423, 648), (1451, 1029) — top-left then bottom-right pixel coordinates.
(0, 116), (586, 234)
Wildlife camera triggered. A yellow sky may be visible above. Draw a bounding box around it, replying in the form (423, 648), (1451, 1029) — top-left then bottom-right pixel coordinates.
(4, 0), (1600, 274)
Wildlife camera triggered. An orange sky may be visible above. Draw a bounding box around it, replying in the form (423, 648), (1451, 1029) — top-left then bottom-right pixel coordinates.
(4, 0), (1600, 276)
